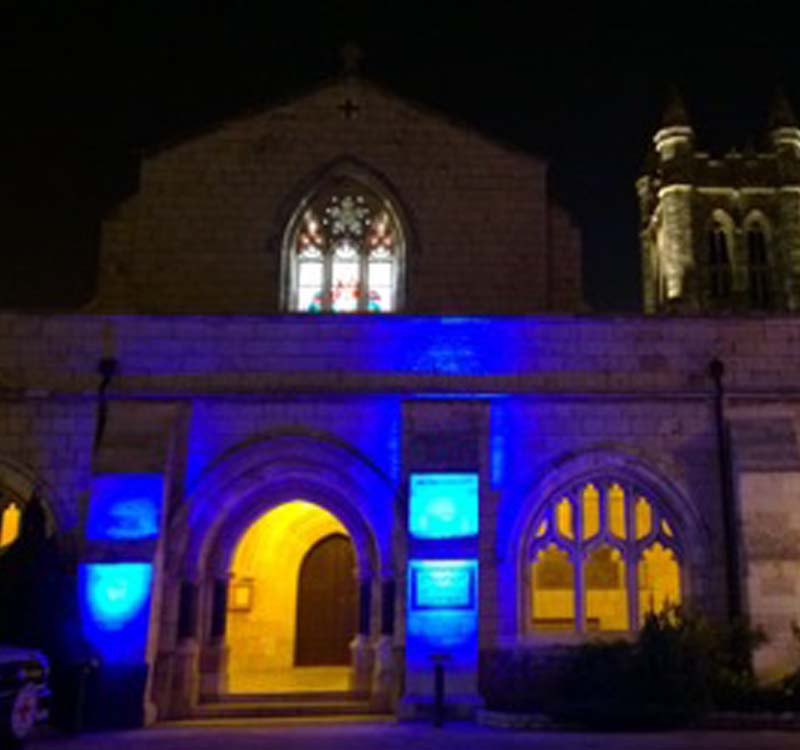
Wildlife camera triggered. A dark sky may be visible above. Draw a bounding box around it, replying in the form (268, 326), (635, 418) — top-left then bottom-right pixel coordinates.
(4, 1), (800, 312)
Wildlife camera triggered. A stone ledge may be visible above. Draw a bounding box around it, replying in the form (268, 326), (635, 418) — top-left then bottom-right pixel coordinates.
(477, 709), (800, 731)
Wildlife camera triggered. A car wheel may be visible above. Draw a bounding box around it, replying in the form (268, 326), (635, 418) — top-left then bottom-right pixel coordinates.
(4, 682), (39, 747)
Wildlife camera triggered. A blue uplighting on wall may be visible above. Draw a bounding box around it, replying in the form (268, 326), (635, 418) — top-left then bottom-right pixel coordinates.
(87, 474), (163, 540)
(406, 559), (478, 668)
(79, 563), (153, 664)
(409, 473), (479, 539)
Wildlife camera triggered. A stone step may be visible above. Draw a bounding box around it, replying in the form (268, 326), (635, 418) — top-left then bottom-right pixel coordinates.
(193, 698), (374, 719)
(217, 690), (369, 703)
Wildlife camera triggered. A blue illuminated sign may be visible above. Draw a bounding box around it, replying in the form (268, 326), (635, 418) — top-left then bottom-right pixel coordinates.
(87, 474), (163, 540)
(79, 563), (153, 664)
(406, 559), (479, 673)
(411, 562), (476, 610)
(409, 473), (479, 539)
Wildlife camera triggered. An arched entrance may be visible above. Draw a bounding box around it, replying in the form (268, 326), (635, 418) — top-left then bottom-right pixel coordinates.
(225, 500), (358, 693)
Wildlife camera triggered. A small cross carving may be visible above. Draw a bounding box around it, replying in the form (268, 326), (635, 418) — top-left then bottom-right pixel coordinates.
(338, 98), (360, 120)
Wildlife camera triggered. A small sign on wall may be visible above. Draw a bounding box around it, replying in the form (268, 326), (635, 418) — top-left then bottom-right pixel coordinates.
(410, 560), (476, 610)
(228, 578), (255, 612)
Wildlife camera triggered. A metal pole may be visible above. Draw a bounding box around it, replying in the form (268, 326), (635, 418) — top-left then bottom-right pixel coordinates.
(433, 662), (444, 728)
(708, 358), (742, 620)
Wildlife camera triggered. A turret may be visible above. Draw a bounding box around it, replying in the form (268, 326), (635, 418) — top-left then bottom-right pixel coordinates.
(653, 87), (695, 165)
(769, 87), (800, 157)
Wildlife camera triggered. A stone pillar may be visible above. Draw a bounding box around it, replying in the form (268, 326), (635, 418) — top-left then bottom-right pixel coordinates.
(371, 578), (397, 711)
(658, 185), (694, 308)
(199, 577), (229, 699)
(168, 581), (200, 717)
(350, 577), (374, 693)
(778, 187), (800, 310)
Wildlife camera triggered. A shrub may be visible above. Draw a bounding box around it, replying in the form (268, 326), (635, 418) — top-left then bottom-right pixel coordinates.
(480, 608), (769, 729)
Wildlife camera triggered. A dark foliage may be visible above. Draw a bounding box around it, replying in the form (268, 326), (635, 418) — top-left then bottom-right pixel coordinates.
(480, 608), (769, 729)
(0, 496), (94, 729)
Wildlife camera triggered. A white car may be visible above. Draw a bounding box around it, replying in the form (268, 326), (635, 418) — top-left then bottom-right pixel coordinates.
(0, 646), (49, 747)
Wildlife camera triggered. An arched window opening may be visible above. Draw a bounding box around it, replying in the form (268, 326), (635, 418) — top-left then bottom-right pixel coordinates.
(746, 221), (771, 309)
(528, 480), (682, 634)
(531, 544), (575, 632)
(707, 221), (732, 300)
(0, 499), (21, 549)
(285, 176), (404, 313)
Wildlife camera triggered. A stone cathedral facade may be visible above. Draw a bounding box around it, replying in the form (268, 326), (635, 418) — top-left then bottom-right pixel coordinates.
(2, 74), (800, 724)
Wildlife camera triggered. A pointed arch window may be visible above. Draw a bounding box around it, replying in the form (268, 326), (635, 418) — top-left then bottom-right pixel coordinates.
(527, 480), (682, 633)
(707, 220), (732, 300)
(285, 176), (404, 313)
(746, 220), (772, 309)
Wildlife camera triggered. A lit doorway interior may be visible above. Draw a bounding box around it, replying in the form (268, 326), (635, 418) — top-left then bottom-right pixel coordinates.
(226, 500), (357, 693)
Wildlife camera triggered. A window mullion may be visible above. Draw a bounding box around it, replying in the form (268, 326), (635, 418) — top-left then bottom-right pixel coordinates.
(323, 248), (333, 312)
(360, 245), (369, 312)
(625, 484), (638, 631)
(573, 492), (585, 633)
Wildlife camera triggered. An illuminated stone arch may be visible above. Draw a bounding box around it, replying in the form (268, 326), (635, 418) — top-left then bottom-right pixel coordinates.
(175, 430), (394, 584)
(161, 430), (396, 707)
(277, 158), (412, 313)
(513, 447), (709, 637)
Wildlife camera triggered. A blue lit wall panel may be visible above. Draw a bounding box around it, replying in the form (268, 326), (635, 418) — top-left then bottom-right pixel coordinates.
(409, 473), (479, 539)
(87, 474), (163, 540)
(79, 563), (153, 664)
(406, 560), (478, 670)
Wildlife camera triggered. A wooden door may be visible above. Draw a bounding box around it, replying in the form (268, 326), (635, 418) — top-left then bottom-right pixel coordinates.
(294, 533), (357, 666)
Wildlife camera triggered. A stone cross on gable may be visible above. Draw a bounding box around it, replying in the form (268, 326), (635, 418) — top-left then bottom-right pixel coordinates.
(338, 98), (360, 120)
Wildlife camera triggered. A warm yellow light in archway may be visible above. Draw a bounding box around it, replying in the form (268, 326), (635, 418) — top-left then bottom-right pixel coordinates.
(226, 500), (350, 692)
(0, 503), (21, 548)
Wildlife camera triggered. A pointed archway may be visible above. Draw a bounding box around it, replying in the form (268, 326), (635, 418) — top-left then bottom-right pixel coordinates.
(225, 500), (357, 693)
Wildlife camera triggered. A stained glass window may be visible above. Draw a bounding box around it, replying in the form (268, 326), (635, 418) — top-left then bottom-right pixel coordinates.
(286, 178), (403, 313)
(528, 480), (682, 633)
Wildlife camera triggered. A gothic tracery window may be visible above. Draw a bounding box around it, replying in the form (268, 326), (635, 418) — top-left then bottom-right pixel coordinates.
(528, 480), (682, 634)
(746, 220), (772, 309)
(286, 177), (403, 313)
(707, 220), (732, 300)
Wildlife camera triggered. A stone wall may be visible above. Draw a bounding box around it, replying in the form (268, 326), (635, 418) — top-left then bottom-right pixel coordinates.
(91, 78), (582, 315)
(2, 312), (799, 679)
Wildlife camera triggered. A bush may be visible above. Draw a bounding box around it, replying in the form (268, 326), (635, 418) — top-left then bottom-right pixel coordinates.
(480, 608), (769, 729)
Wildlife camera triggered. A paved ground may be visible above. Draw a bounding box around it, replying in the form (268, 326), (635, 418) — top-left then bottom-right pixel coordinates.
(27, 720), (800, 750)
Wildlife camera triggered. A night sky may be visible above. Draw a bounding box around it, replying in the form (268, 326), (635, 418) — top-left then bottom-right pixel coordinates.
(4, 2), (799, 312)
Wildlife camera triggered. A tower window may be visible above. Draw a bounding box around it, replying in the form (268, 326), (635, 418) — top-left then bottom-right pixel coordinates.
(707, 221), (732, 300)
(746, 222), (771, 309)
(285, 177), (403, 313)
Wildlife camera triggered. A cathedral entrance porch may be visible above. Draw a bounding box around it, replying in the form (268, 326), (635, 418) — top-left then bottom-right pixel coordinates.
(225, 501), (358, 695)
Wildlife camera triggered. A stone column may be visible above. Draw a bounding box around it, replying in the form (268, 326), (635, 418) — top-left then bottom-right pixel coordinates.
(169, 581), (200, 717)
(371, 578), (397, 711)
(778, 187), (800, 310)
(349, 576), (373, 693)
(199, 577), (230, 699)
(658, 185), (694, 308)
